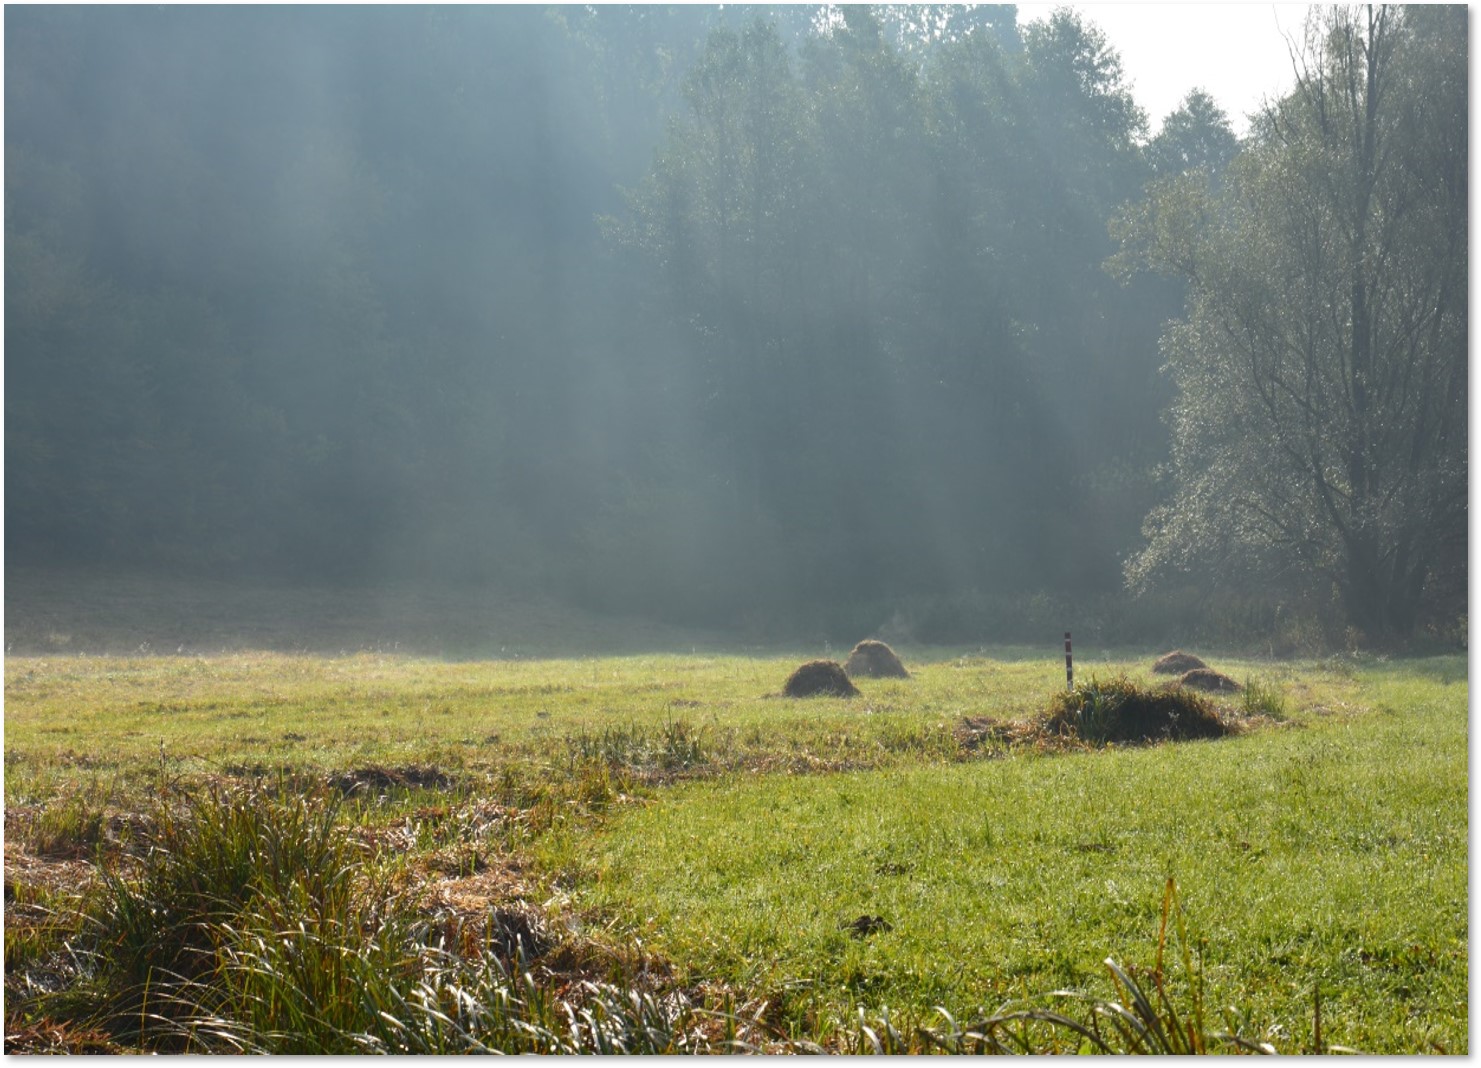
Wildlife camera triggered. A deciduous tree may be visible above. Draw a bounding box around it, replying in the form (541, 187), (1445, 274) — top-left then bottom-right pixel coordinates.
(1121, 5), (1466, 641)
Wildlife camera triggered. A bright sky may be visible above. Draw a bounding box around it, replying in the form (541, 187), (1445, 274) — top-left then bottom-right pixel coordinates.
(1040, 4), (1312, 136)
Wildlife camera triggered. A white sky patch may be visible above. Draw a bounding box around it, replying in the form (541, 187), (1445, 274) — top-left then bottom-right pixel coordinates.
(1031, 3), (1312, 137)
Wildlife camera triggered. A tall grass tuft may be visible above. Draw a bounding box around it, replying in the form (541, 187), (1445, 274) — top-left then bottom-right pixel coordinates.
(76, 781), (360, 1040)
(179, 923), (753, 1054)
(21, 793), (110, 859)
(567, 718), (708, 776)
(1240, 678), (1288, 720)
(53, 784), (759, 1053)
(1043, 676), (1228, 745)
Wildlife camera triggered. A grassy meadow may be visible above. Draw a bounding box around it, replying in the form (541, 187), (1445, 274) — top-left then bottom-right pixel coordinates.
(3, 611), (1468, 1052)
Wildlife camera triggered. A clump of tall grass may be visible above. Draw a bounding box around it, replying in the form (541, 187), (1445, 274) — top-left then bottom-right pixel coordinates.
(1240, 678), (1288, 720)
(566, 718), (708, 776)
(16, 794), (111, 859)
(40, 783), (759, 1053)
(1042, 676), (1228, 745)
(62, 782), (360, 1040)
(172, 921), (761, 1053)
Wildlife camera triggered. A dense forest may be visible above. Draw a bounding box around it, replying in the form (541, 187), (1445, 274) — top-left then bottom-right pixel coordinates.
(5, 5), (1466, 646)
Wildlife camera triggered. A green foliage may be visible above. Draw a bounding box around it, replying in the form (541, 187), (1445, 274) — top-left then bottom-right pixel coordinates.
(1119, 6), (1468, 642)
(42, 783), (740, 1053)
(7, 3), (1468, 633)
(1144, 89), (1240, 180)
(190, 930), (756, 1054)
(8, 3), (1197, 621)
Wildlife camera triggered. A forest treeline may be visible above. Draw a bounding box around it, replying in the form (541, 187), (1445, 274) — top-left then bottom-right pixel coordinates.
(5, 5), (1466, 645)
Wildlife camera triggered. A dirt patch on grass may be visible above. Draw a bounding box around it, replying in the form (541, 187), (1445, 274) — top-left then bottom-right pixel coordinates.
(327, 764), (456, 795)
(4, 841), (102, 908)
(782, 660), (860, 698)
(842, 914), (893, 939)
(844, 640), (910, 679)
(955, 716), (1024, 753)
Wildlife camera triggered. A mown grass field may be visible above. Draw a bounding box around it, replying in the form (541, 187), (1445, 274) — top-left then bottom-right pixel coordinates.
(3, 636), (1468, 1053)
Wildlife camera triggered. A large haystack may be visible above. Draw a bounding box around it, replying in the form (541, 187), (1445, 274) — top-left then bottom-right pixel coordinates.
(1152, 650), (1208, 675)
(782, 659), (860, 698)
(844, 639), (910, 679)
(1178, 668), (1243, 693)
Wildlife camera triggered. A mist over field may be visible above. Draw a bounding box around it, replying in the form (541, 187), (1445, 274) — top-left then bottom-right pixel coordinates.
(2, 10), (1469, 1050)
(5, 4), (1467, 651)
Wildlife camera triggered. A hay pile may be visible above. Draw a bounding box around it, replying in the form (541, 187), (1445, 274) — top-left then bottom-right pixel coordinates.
(782, 660), (860, 698)
(1152, 650), (1208, 674)
(1178, 668), (1243, 693)
(844, 639), (910, 679)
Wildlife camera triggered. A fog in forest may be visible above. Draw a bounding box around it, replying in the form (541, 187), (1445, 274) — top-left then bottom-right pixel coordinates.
(5, 5), (1467, 651)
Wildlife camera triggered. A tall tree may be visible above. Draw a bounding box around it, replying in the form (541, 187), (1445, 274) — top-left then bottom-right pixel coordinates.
(1121, 5), (1466, 640)
(1145, 88), (1240, 180)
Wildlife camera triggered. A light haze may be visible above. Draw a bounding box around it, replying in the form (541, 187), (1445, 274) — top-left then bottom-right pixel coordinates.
(1057, 3), (1309, 134)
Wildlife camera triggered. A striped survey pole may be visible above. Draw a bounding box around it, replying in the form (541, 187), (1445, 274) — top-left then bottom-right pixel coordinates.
(1064, 631), (1073, 690)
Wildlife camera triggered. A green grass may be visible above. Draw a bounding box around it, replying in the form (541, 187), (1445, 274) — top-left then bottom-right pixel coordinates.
(555, 658), (1467, 1053)
(3, 648), (1352, 800)
(0, 648), (1095, 812)
(4, 645), (1465, 1053)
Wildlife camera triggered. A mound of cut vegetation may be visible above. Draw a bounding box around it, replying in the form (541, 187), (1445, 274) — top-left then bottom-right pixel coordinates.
(782, 660), (860, 698)
(1042, 676), (1229, 745)
(1152, 650), (1208, 674)
(1178, 668), (1243, 693)
(844, 639), (910, 679)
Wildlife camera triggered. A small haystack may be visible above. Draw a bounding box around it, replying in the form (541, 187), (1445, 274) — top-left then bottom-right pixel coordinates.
(844, 639), (910, 679)
(782, 659), (860, 698)
(1178, 668), (1243, 693)
(1152, 650), (1208, 675)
